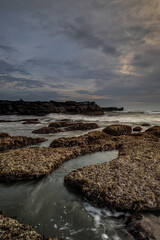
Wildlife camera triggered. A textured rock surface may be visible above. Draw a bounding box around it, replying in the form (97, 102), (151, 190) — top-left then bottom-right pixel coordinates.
(65, 133), (160, 212)
(0, 100), (104, 116)
(126, 213), (160, 240)
(0, 212), (58, 240)
(33, 122), (99, 134)
(0, 136), (45, 152)
(103, 124), (132, 136)
(145, 126), (160, 137)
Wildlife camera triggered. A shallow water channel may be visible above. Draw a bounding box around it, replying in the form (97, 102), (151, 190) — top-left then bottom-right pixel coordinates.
(0, 150), (133, 240)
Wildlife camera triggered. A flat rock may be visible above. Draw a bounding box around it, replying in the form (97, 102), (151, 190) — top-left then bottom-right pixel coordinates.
(0, 212), (58, 240)
(0, 136), (45, 152)
(65, 133), (160, 212)
(103, 124), (132, 136)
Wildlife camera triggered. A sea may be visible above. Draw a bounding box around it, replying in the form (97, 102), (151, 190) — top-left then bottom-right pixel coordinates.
(0, 110), (159, 240)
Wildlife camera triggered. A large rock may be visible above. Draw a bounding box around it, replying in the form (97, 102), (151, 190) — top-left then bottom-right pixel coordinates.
(145, 126), (160, 137)
(103, 124), (132, 136)
(0, 136), (45, 152)
(0, 212), (58, 240)
(64, 134), (160, 212)
(0, 100), (104, 116)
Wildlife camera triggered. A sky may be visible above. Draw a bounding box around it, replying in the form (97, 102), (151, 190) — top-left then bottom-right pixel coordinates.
(0, 0), (160, 110)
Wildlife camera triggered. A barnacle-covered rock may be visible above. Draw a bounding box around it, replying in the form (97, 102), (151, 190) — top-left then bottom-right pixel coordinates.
(0, 212), (58, 240)
(0, 136), (45, 152)
(65, 134), (160, 212)
(103, 124), (132, 136)
(145, 126), (160, 137)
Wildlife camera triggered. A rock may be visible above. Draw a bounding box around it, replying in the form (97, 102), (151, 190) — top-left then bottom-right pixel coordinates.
(33, 122), (99, 134)
(32, 127), (60, 134)
(141, 123), (151, 127)
(48, 121), (73, 128)
(0, 212), (58, 240)
(0, 136), (45, 152)
(133, 126), (142, 132)
(102, 107), (124, 111)
(64, 122), (99, 131)
(0, 132), (10, 138)
(145, 126), (160, 137)
(22, 119), (40, 124)
(125, 213), (160, 240)
(64, 133), (160, 212)
(103, 124), (132, 136)
(0, 100), (104, 116)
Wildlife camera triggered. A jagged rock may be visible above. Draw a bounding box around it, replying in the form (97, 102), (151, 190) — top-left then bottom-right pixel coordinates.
(0, 132), (10, 138)
(0, 136), (45, 152)
(133, 126), (142, 132)
(0, 212), (58, 240)
(0, 100), (104, 116)
(145, 126), (160, 137)
(103, 124), (132, 136)
(64, 134), (160, 212)
(125, 213), (160, 240)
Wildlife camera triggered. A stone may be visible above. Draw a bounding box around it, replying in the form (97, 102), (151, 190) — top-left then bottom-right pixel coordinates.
(145, 126), (160, 137)
(133, 126), (142, 132)
(103, 124), (132, 136)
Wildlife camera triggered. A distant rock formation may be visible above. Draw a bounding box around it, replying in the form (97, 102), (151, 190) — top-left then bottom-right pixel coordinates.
(102, 107), (124, 111)
(0, 100), (104, 116)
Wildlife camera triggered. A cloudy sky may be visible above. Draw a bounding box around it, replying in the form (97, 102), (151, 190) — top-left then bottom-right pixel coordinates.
(0, 0), (160, 110)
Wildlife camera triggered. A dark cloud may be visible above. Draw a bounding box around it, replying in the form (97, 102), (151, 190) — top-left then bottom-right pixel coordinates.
(0, 59), (29, 75)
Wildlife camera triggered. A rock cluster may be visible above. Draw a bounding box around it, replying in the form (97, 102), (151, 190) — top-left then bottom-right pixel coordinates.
(0, 100), (104, 116)
(33, 121), (99, 134)
(0, 212), (58, 240)
(0, 134), (45, 152)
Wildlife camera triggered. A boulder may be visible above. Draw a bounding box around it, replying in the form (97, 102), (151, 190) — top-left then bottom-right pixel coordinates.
(133, 126), (142, 132)
(103, 124), (132, 136)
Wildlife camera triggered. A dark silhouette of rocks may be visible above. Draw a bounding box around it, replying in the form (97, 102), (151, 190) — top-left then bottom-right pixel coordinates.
(0, 212), (58, 240)
(0, 100), (104, 116)
(102, 107), (124, 111)
(103, 124), (132, 136)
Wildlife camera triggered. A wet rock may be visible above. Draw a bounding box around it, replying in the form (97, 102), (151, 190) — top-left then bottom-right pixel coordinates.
(0, 136), (45, 152)
(103, 124), (132, 136)
(0, 100), (104, 116)
(145, 126), (160, 137)
(125, 213), (160, 240)
(0, 132), (10, 138)
(33, 122), (99, 134)
(32, 127), (60, 134)
(133, 126), (142, 132)
(65, 134), (160, 212)
(0, 212), (58, 240)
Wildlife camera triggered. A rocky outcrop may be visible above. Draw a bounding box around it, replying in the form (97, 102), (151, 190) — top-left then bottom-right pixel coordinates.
(0, 135), (45, 152)
(0, 100), (104, 116)
(145, 126), (160, 137)
(103, 124), (132, 136)
(33, 122), (99, 134)
(133, 126), (142, 132)
(126, 213), (160, 240)
(64, 133), (160, 212)
(102, 107), (124, 111)
(0, 212), (58, 240)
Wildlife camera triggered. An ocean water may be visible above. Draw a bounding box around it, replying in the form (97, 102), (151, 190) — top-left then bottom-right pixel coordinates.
(0, 110), (159, 239)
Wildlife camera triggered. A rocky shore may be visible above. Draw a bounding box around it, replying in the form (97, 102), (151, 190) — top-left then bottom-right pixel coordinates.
(0, 133), (45, 152)
(0, 100), (104, 116)
(0, 212), (58, 240)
